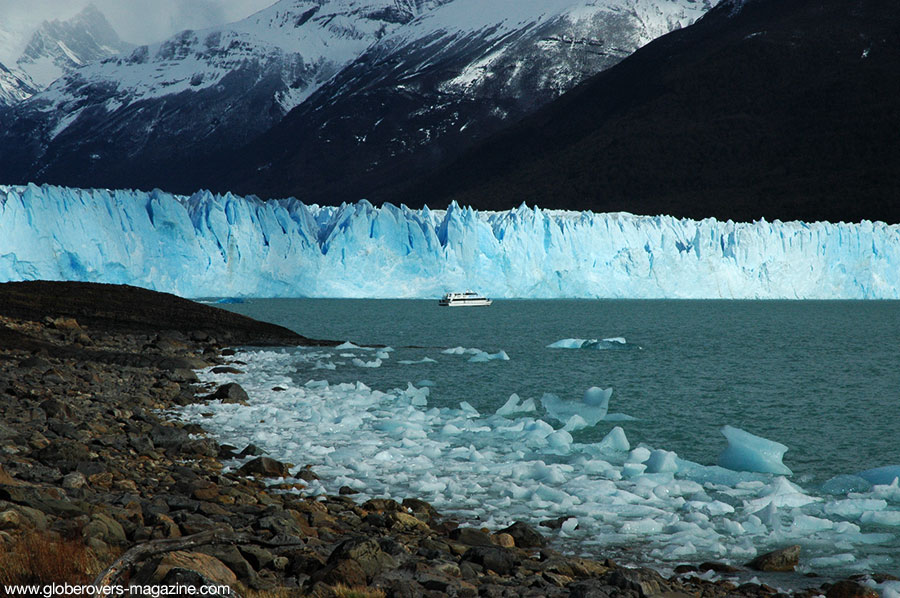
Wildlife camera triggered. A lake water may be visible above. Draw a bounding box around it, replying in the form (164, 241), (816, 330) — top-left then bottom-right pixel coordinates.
(183, 299), (900, 581)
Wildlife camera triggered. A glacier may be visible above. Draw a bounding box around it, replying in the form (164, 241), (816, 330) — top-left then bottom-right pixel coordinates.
(1, 183), (898, 299)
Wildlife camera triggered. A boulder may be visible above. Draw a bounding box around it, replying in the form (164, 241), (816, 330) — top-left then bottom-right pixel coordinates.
(746, 545), (801, 572)
(499, 521), (545, 548)
(206, 383), (250, 404)
(327, 537), (398, 580)
(450, 527), (494, 547)
(461, 546), (519, 575)
(826, 581), (880, 598)
(237, 457), (292, 478)
(138, 551), (238, 587)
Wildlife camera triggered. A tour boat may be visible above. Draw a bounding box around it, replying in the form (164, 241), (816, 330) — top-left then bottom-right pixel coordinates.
(438, 290), (492, 307)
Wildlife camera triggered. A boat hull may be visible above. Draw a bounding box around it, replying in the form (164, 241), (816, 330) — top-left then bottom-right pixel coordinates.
(439, 299), (492, 307)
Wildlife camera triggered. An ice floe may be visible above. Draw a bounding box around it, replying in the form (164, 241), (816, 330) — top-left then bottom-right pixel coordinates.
(176, 347), (900, 577)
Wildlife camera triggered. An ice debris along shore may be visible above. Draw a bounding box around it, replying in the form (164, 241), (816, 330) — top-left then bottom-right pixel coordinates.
(178, 346), (900, 578)
(2, 183), (900, 298)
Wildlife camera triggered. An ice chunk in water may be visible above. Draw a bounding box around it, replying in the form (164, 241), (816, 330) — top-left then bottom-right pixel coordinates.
(717, 425), (792, 475)
(352, 357), (382, 368)
(583, 387), (612, 407)
(858, 465), (900, 486)
(496, 393), (537, 416)
(468, 350), (510, 363)
(546, 338), (586, 349)
(597, 426), (630, 452)
(645, 449), (679, 474)
(547, 429), (573, 453)
(547, 338), (632, 350)
(822, 474), (873, 495)
(542, 387), (612, 426)
(563, 414), (589, 432)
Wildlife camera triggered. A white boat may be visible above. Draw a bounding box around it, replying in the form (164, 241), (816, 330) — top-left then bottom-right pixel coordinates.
(438, 290), (492, 307)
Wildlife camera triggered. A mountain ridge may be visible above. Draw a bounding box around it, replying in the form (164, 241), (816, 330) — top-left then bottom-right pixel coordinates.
(0, 4), (132, 106)
(390, 0), (900, 223)
(0, 0), (716, 202)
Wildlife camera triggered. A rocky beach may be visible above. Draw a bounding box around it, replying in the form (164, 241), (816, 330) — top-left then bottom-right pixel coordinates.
(0, 281), (891, 598)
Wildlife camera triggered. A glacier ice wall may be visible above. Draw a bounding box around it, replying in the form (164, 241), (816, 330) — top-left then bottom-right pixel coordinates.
(1, 183), (898, 299)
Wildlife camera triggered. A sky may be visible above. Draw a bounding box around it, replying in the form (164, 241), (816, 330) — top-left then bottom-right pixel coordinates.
(0, 0), (277, 46)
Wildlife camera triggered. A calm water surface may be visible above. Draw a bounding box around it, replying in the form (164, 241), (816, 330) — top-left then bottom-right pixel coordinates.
(217, 299), (900, 485)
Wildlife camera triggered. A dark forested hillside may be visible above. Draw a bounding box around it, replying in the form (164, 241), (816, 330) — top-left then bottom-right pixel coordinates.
(393, 0), (900, 223)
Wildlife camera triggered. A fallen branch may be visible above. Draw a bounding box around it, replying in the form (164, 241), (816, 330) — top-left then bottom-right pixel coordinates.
(91, 528), (306, 597)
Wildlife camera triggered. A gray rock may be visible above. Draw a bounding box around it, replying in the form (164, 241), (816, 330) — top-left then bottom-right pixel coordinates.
(450, 526), (495, 547)
(568, 581), (615, 598)
(237, 456), (292, 478)
(327, 537), (397, 580)
(206, 383), (250, 404)
(603, 567), (668, 598)
(499, 521), (545, 548)
(746, 545), (802, 572)
(461, 546), (519, 575)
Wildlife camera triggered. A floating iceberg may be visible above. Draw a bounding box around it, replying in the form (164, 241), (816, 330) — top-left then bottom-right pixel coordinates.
(857, 465), (900, 486)
(2, 184), (898, 298)
(496, 393), (537, 416)
(542, 387), (612, 426)
(547, 337), (635, 350)
(717, 425), (793, 475)
(597, 426), (630, 452)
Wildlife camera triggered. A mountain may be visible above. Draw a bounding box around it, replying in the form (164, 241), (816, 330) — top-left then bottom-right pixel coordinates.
(397, 0), (900, 223)
(15, 4), (134, 89)
(0, 62), (38, 105)
(0, 0), (717, 198)
(0, 5), (132, 106)
(1, 183), (897, 299)
(214, 0), (717, 203)
(0, 0), (450, 189)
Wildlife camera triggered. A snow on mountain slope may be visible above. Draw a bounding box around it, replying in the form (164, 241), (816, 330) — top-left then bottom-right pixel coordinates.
(32, 0), (439, 127)
(0, 0), (449, 189)
(0, 62), (37, 106)
(0, 5), (132, 106)
(222, 0), (718, 202)
(2, 184), (896, 299)
(15, 4), (134, 89)
(0, 0), (717, 197)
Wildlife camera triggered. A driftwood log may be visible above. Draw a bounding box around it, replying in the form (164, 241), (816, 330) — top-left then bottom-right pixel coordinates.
(90, 528), (306, 597)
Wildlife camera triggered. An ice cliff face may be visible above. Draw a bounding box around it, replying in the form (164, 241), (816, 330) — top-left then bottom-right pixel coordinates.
(1, 184), (896, 299)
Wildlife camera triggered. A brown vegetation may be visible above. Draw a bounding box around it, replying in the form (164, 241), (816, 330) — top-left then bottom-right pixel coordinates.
(0, 531), (104, 587)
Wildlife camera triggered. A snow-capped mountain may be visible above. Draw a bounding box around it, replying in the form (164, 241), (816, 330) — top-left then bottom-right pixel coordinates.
(0, 0), (716, 198)
(399, 0), (900, 224)
(0, 0), (448, 189)
(15, 4), (134, 90)
(0, 5), (132, 106)
(221, 0), (718, 202)
(0, 62), (37, 106)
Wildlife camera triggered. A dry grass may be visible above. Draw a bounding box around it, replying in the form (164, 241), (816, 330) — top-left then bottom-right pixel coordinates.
(236, 584), (385, 598)
(237, 586), (308, 598)
(330, 585), (386, 598)
(0, 531), (102, 587)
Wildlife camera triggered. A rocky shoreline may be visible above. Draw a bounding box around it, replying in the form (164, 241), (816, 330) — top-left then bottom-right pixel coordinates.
(0, 282), (889, 598)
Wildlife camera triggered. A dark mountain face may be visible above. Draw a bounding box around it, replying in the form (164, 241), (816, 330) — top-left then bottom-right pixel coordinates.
(398, 0), (900, 223)
(211, 3), (703, 203)
(0, 0), (714, 200)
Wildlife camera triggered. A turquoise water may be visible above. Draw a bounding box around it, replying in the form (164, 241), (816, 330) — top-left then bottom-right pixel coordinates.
(216, 299), (900, 486)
